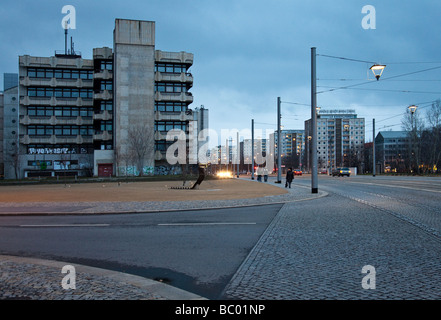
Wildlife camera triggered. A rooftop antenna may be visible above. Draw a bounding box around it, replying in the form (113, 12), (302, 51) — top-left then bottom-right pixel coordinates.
(70, 37), (75, 55)
(64, 20), (68, 55)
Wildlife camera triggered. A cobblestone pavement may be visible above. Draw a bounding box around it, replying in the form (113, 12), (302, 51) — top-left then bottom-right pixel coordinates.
(0, 178), (326, 300)
(0, 179), (319, 215)
(0, 255), (205, 300)
(223, 183), (441, 300)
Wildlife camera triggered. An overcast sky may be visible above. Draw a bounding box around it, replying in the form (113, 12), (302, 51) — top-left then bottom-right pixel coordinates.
(1, 0), (441, 144)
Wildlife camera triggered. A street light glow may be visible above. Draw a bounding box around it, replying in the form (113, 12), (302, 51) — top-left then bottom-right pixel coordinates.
(408, 105), (418, 114)
(370, 64), (386, 80)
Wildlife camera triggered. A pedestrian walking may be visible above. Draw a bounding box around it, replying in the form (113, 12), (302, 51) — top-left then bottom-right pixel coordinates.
(263, 167), (269, 182)
(285, 167), (294, 188)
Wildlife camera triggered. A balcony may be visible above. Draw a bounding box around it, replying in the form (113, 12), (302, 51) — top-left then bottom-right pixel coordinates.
(20, 96), (94, 107)
(20, 115), (93, 126)
(94, 70), (113, 80)
(155, 72), (193, 83)
(20, 76), (93, 88)
(93, 131), (113, 141)
(155, 92), (193, 103)
(155, 111), (193, 122)
(93, 111), (113, 121)
(20, 135), (93, 145)
(94, 90), (113, 100)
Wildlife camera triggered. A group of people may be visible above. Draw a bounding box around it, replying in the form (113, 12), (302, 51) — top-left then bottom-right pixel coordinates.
(255, 166), (295, 188)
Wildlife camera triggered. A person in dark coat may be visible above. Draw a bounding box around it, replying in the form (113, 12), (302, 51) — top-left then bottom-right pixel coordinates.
(285, 167), (294, 188)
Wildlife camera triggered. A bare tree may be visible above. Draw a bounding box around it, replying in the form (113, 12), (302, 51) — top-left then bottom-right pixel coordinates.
(127, 124), (153, 176)
(402, 109), (425, 173)
(424, 100), (441, 173)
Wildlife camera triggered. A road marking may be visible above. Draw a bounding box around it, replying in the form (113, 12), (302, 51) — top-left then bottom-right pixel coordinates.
(346, 181), (441, 193)
(19, 224), (110, 228)
(158, 222), (257, 226)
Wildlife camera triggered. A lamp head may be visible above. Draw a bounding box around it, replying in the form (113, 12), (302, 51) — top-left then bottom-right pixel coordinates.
(370, 64), (386, 81)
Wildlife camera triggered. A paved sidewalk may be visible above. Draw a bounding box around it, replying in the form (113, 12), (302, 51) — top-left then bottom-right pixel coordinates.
(0, 177), (306, 215)
(0, 177), (327, 300)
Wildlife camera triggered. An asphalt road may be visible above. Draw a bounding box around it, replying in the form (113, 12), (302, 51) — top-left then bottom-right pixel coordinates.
(1, 174), (441, 300)
(0, 204), (283, 299)
(294, 174), (441, 237)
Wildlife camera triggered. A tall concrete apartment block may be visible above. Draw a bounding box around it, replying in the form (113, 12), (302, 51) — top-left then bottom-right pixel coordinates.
(305, 110), (365, 172)
(4, 19), (198, 179)
(2, 74), (19, 179)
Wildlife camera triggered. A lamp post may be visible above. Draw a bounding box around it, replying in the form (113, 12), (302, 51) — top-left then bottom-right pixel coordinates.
(311, 47), (318, 193)
(408, 105), (418, 173)
(276, 97), (282, 183)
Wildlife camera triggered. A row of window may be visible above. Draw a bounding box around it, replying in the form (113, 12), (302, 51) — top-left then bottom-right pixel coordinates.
(27, 125), (94, 136)
(28, 63), (188, 80)
(28, 87), (94, 99)
(99, 81), (113, 91)
(99, 121), (113, 133)
(155, 83), (190, 93)
(100, 61), (113, 71)
(154, 121), (187, 132)
(155, 102), (188, 112)
(155, 141), (175, 152)
(27, 144), (94, 155)
(27, 68), (94, 80)
(28, 106), (94, 117)
(155, 63), (188, 74)
(98, 101), (113, 111)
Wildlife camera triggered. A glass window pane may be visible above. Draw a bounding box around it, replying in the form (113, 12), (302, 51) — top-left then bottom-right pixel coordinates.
(28, 69), (36, 77)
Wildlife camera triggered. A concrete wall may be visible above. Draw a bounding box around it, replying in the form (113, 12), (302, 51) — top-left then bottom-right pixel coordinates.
(0, 93), (3, 176)
(3, 74), (19, 179)
(114, 19), (155, 175)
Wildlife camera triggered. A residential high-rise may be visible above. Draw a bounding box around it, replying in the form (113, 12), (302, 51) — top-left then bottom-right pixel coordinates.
(2, 19), (203, 179)
(305, 110), (365, 173)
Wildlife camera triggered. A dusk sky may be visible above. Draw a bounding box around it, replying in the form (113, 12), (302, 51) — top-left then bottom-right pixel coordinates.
(1, 0), (441, 145)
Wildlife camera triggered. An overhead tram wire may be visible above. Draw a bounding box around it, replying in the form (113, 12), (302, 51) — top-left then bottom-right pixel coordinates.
(316, 54), (441, 94)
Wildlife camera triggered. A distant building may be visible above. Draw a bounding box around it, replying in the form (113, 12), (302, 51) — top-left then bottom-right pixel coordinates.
(2, 19), (203, 179)
(305, 109), (365, 173)
(0, 90), (3, 177)
(2, 74), (19, 179)
(375, 131), (409, 173)
(270, 130), (305, 171)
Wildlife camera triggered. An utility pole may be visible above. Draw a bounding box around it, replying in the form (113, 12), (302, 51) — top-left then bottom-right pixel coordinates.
(237, 131), (240, 178)
(373, 118), (376, 177)
(251, 119), (255, 180)
(277, 97), (282, 183)
(311, 47), (318, 193)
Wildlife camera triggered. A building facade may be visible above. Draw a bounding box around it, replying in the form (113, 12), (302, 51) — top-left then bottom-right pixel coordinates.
(270, 130), (305, 171)
(305, 110), (365, 173)
(3, 19), (202, 179)
(375, 131), (409, 173)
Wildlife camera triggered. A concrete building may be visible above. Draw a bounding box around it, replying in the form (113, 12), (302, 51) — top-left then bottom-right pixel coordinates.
(3, 19), (201, 179)
(270, 130), (305, 171)
(0, 91), (3, 177)
(305, 110), (365, 173)
(375, 131), (409, 173)
(2, 74), (19, 179)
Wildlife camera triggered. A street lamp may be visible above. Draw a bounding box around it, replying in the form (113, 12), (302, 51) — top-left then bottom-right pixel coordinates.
(370, 64), (386, 81)
(408, 105), (418, 173)
(311, 47), (318, 193)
